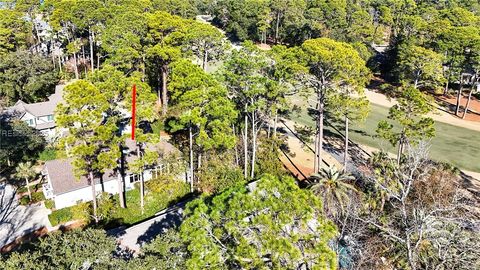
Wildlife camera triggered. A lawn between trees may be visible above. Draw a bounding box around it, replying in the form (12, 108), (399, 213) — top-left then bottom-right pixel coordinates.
(292, 103), (480, 173)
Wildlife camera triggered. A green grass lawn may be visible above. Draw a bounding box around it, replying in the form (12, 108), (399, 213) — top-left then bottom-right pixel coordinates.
(291, 103), (480, 173)
(48, 179), (190, 227)
(110, 180), (190, 225)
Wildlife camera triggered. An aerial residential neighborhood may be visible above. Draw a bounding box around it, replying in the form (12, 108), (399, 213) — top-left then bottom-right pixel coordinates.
(0, 1), (479, 269)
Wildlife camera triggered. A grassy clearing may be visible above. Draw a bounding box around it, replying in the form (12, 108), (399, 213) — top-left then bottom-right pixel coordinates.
(110, 180), (190, 226)
(48, 178), (190, 227)
(291, 103), (480, 172)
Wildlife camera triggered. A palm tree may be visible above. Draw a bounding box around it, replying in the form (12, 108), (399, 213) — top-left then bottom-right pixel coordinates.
(15, 162), (36, 200)
(308, 166), (357, 217)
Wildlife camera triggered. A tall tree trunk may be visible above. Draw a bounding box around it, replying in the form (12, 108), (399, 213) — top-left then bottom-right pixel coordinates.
(198, 153), (202, 169)
(117, 143), (126, 208)
(116, 172), (126, 208)
(250, 111), (256, 179)
(343, 116), (349, 171)
(462, 82), (476, 119)
(455, 74), (463, 116)
(73, 53), (79, 79)
(136, 146), (144, 214)
(275, 12), (281, 44)
(267, 111), (271, 138)
(82, 45), (87, 76)
(244, 110), (248, 178)
(317, 102), (324, 172)
(443, 76), (449, 96)
(89, 29), (94, 72)
(51, 51), (56, 69)
(57, 54), (62, 73)
(397, 131), (405, 165)
(189, 125), (194, 192)
(25, 177), (31, 200)
(202, 50), (208, 71)
(141, 55), (146, 81)
(273, 112), (278, 138)
(161, 66), (168, 116)
(233, 124), (239, 166)
(314, 90), (324, 173)
(89, 171), (98, 223)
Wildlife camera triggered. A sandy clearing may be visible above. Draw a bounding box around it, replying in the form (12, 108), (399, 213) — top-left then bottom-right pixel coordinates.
(365, 90), (480, 132)
(279, 117), (479, 183)
(279, 119), (343, 179)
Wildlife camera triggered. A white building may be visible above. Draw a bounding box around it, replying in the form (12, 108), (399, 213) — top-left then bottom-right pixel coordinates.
(4, 85), (65, 141)
(42, 138), (181, 209)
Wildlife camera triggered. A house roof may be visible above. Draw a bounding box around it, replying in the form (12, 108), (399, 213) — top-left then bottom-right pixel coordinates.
(45, 138), (179, 196)
(36, 121), (56, 130)
(44, 159), (116, 196)
(3, 85), (64, 119)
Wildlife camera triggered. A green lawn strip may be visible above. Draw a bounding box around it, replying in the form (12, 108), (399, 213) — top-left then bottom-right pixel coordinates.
(110, 181), (189, 225)
(48, 180), (190, 227)
(290, 103), (480, 172)
(39, 148), (57, 161)
(48, 206), (73, 226)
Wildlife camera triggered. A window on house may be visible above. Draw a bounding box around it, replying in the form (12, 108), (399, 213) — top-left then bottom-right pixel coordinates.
(129, 174), (137, 183)
(47, 115), (54, 121)
(27, 119), (34, 125)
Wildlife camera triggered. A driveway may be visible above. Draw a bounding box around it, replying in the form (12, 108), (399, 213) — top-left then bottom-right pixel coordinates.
(0, 183), (51, 248)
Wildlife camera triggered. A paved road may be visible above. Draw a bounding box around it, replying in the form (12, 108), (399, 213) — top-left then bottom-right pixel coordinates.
(108, 200), (189, 253)
(0, 183), (51, 247)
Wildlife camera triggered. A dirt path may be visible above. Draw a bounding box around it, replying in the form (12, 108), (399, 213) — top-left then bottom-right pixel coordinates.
(365, 90), (480, 132)
(279, 119), (343, 180)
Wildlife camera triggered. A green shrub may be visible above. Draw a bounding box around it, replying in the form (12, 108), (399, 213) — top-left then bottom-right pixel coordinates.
(197, 154), (244, 194)
(151, 120), (164, 135)
(17, 186), (28, 194)
(44, 199), (55, 209)
(39, 148), (57, 161)
(97, 193), (115, 221)
(48, 207), (73, 226)
(71, 202), (91, 222)
(30, 191), (45, 203)
(19, 195), (30, 206)
(145, 174), (176, 193)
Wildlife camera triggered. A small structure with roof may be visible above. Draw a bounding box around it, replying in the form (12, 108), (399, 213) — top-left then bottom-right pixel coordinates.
(42, 138), (182, 209)
(3, 85), (65, 140)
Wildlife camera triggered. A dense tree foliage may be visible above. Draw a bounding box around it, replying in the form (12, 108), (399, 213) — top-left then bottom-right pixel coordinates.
(0, 118), (46, 176)
(1, 1), (479, 269)
(180, 174), (337, 269)
(0, 50), (58, 105)
(0, 229), (117, 269)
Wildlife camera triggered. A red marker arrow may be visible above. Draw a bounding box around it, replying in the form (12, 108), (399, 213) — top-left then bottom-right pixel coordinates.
(131, 84), (136, 141)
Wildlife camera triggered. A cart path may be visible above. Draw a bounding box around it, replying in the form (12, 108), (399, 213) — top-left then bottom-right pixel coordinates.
(365, 89), (480, 132)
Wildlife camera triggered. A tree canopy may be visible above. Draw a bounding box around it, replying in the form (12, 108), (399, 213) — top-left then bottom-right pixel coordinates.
(180, 174), (338, 269)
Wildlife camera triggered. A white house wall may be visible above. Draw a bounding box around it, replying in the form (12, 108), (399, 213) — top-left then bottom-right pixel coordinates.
(53, 168), (159, 209)
(20, 112), (36, 127)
